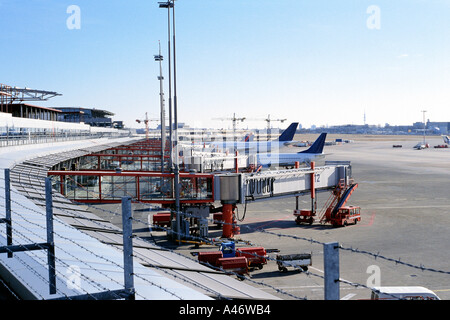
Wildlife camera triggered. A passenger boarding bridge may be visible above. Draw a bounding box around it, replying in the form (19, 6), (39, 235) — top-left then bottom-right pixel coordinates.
(45, 137), (353, 239)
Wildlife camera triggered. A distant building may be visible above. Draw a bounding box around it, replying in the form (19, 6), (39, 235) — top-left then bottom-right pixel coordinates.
(427, 121), (450, 134)
(156, 123), (186, 130)
(112, 121), (124, 129)
(3, 103), (61, 121)
(54, 107), (116, 128)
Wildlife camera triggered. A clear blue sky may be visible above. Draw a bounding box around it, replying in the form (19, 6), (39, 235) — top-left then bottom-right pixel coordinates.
(1, 0), (450, 129)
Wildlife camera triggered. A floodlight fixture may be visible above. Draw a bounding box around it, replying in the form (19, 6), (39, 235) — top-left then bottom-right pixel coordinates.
(158, 1), (174, 9)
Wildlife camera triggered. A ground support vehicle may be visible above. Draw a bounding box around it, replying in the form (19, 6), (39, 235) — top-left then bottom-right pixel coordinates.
(235, 247), (267, 270)
(197, 250), (248, 277)
(197, 251), (223, 268)
(370, 286), (440, 300)
(295, 180), (361, 227)
(276, 253), (312, 272)
(319, 182), (361, 227)
(217, 257), (248, 276)
(197, 241), (267, 272)
(326, 205), (361, 227)
(152, 212), (171, 228)
(293, 209), (315, 225)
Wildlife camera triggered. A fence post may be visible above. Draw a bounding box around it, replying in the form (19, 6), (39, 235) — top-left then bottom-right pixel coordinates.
(4, 169), (12, 258)
(324, 241), (340, 300)
(45, 178), (57, 295)
(122, 196), (135, 300)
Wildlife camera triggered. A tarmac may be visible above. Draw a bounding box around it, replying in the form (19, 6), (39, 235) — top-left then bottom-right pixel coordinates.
(82, 134), (450, 300)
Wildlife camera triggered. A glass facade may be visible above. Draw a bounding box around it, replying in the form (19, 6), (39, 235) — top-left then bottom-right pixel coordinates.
(50, 173), (214, 203)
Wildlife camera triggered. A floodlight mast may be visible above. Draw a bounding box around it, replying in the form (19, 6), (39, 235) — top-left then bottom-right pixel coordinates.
(154, 41), (166, 173)
(421, 110), (427, 144)
(159, 0), (174, 170)
(159, 0), (182, 243)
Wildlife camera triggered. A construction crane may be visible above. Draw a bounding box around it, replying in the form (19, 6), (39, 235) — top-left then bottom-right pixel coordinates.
(212, 113), (246, 140)
(136, 112), (159, 140)
(245, 114), (287, 141)
(264, 114), (286, 140)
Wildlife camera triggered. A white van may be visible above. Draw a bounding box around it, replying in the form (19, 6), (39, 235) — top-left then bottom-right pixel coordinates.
(371, 286), (440, 300)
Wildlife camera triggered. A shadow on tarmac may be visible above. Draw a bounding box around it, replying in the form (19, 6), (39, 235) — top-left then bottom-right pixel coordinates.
(239, 220), (331, 234)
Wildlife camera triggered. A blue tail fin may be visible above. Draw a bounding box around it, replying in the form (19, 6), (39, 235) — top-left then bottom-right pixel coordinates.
(443, 135), (450, 144)
(277, 122), (298, 142)
(299, 133), (327, 154)
(243, 132), (254, 142)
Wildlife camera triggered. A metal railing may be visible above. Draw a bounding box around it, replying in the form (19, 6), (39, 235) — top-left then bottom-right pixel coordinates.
(0, 169), (135, 300)
(0, 131), (131, 148)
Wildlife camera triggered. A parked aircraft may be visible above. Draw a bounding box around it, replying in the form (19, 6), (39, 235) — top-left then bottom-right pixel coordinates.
(209, 122), (299, 153)
(413, 142), (428, 150)
(256, 133), (327, 167)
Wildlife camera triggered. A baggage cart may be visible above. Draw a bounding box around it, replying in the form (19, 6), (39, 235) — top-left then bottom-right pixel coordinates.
(276, 253), (312, 272)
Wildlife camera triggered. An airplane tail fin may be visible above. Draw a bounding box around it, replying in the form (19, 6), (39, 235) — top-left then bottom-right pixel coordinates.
(277, 122), (299, 142)
(443, 135), (450, 144)
(299, 133), (327, 154)
(243, 132), (254, 142)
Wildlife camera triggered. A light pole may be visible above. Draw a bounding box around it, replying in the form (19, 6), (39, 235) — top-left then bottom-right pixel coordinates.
(154, 42), (166, 173)
(159, 1), (173, 170)
(421, 110), (427, 145)
(159, 0), (181, 243)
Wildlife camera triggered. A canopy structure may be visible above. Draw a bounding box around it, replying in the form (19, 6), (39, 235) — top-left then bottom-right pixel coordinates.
(1, 83), (62, 113)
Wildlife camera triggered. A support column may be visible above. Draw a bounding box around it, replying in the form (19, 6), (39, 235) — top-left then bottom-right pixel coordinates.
(4, 169), (12, 258)
(221, 202), (234, 239)
(310, 161), (316, 213)
(121, 196), (135, 300)
(45, 178), (56, 295)
(324, 241), (340, 300)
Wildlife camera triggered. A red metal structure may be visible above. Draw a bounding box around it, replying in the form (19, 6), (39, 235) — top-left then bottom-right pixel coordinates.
(294, 161), (316, 225)
(221, 203), (240, 239)
(78, 153), (170, 172)
(47, 170), (214, 204)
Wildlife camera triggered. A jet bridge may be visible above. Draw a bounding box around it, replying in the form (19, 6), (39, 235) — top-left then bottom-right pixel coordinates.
(214, 161), (353, 238)
(47, 157), (353, 239)
(215, 161), (352, 204)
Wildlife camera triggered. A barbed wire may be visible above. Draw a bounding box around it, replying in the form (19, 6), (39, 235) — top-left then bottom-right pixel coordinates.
(4, 169), (450, 302)
(0, 277), (20, 300)
(3, 183), (228, 299)
(0, 193), (192, 300)
(38, 190), (308, 300)
(6, 177), (310, 300)
(338, 245), (450, 276)
(1, 179), (224, 300)
(3, 147), (450, 301)
(0, 199), (122, 300)
(0, 244), (50, 300)
(0, 229), (69, 299)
